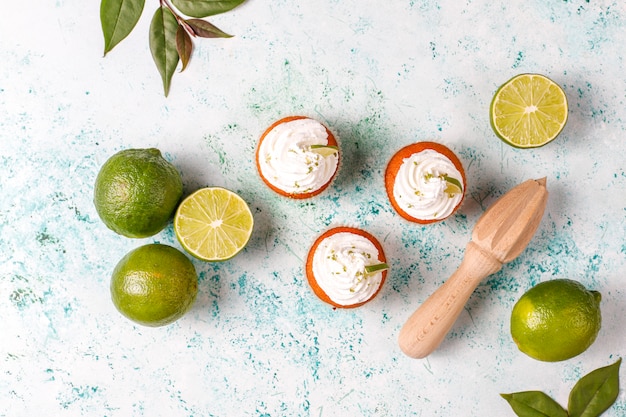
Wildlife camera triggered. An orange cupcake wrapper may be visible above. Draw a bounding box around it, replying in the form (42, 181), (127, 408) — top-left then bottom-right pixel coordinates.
(384, 141), (466, 224)
(305, 226), (387, 309)
(256, 116), (340, 199)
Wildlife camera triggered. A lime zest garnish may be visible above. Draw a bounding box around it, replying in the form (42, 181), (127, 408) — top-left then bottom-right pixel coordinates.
(309, 145), (339, 157)
(365, 263), (389, 274)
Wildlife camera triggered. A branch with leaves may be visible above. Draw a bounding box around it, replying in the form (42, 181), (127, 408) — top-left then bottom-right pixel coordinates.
(100, 0), (245, 95)
(501, 358), (622, 417)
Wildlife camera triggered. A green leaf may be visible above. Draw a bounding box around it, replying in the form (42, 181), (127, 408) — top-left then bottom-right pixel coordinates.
(568, 358), (622, 417)
(500, 391), (568, 417)
(176, 25), (193, 72)
(171, 0), (245, 18)
(101, 0), (145, 55)
(149, 7), (180, 96)
(186, 19), (233, 38)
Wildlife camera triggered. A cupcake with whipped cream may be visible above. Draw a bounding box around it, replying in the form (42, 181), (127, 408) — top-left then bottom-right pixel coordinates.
(305, 226), (388, 309)
(256, 116), (340, 199)
(385, 141), (466, 224)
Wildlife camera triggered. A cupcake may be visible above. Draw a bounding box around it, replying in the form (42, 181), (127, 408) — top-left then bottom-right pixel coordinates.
(256, 116), (340, 199)
(385, 141), (466, 224)
(305, 226), (388, 309)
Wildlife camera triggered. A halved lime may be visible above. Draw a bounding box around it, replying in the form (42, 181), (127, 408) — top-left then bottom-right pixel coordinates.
(490, 73), (568, 148)
(309, 145), (339, 157)
(174, 187), (254, 262)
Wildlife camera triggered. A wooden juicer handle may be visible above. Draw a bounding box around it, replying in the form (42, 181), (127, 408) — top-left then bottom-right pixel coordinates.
(398, 178), (549, 359)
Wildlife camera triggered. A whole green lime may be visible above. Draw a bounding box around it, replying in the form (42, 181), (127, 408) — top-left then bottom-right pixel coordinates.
(510, 279), (602, 362)
(94, 148), (183, 238)
(110, 244), (198, 327)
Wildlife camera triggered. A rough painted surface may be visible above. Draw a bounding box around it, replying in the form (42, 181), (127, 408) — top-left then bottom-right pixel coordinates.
(1, 1), (625, 416)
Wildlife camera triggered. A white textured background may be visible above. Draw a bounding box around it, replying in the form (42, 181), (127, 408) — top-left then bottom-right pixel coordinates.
(1, 1), (625, 416)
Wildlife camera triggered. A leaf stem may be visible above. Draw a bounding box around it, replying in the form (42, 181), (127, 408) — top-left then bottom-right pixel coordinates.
(159, 0), (197, 36)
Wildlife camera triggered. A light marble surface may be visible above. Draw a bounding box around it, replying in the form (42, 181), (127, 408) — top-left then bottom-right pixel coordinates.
(1, 1), (625, 416)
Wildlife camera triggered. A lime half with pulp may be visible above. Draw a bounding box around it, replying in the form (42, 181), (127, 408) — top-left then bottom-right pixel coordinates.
(490, 73), (568, 148)
(174, 187), (254, 262)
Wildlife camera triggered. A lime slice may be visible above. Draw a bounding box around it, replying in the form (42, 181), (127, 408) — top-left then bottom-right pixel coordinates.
(443, 175), (463, 196)
(490, 73), (568, 148)
(309, 145), (339, 157)
(174, 187), (254, 262)
(365, 263), (389, 274)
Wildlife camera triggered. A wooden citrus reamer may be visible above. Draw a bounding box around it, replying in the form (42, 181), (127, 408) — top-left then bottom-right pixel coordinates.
(398, 178), (549, 359)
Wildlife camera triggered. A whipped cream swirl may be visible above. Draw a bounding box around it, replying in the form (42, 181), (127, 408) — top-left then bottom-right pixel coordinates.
(392, 148), (464, 221)
(258, 118), (339, 195)
(312, 231), (384, 306)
